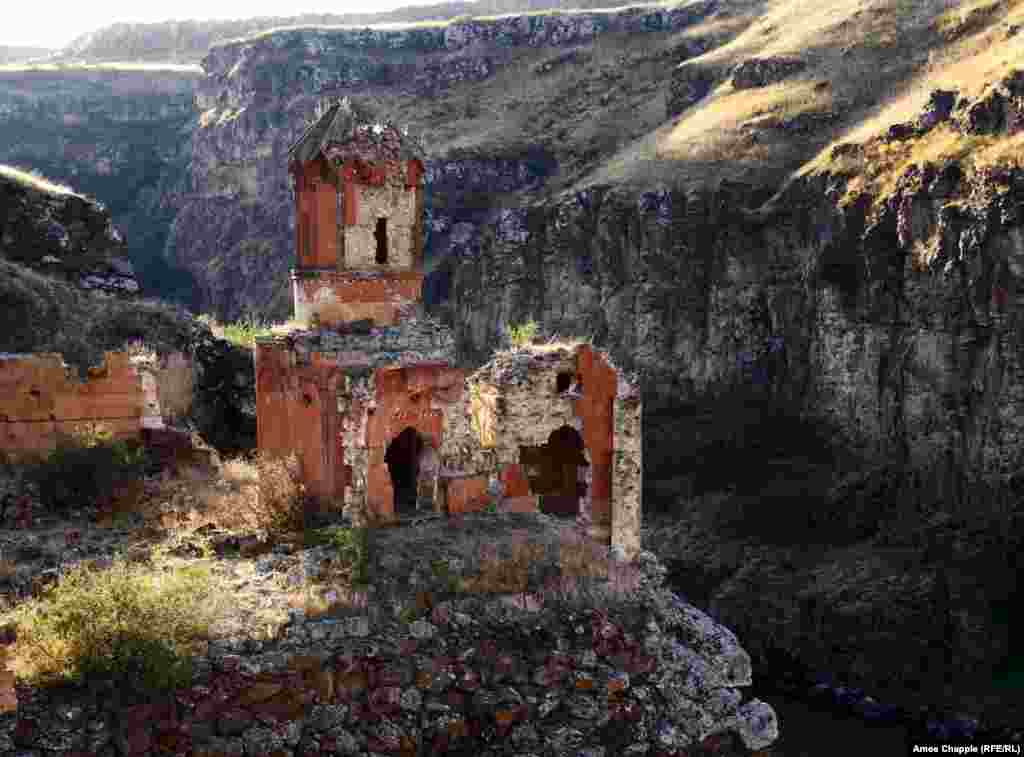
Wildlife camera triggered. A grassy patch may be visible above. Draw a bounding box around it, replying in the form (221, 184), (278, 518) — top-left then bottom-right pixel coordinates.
(0, 443), (320, 698)
(197, 314), (274, 350)
(507, 319), (539, 348)
(306, 524), (370, 587)
(1, 547), (224, 697)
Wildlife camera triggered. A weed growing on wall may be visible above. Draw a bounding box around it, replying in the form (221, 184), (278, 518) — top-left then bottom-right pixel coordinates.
(197, 314), (274, 349)
(507, 320), (538, 348)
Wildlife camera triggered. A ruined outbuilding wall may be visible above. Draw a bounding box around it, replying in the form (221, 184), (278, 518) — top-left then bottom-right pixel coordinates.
(0, 351), (144, 457)
(436, 343), (643, 556)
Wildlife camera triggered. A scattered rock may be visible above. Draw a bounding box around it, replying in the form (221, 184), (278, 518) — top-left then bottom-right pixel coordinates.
(916, 89), (958, 132)
(959, 89), (1007, 135)
(667, 63), (716, 117)
(928, 162), (963, 198)
(884, 122), (918, 142)
(730, 57), (806, 90)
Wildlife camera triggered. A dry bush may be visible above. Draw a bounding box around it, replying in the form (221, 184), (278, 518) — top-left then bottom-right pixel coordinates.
(154, 352), (194, 424)
(249, 453), (307, 536)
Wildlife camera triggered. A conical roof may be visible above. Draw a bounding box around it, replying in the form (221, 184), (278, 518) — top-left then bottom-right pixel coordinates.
(287, 97), (425, 166)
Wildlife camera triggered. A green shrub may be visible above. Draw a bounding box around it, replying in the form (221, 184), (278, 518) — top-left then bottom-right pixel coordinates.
(5, 555), (221, 697)
(308, 525), (370, 587)
(199, 313), (273, 349)
(508, 320), (538, 348)
(29, 424), (152, 514)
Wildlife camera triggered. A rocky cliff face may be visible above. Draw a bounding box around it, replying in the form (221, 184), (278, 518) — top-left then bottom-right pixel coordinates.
(0, 67), (202, 305)
(0, 166), (138, 295)
(171, 1), (720, 322)
(453, 109), (1024, 495)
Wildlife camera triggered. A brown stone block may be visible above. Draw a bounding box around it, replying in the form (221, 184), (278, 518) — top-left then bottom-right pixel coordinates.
(501, 496), (538, 513)
(236, 680), (284, 706)
(447, 476), (490, 515)
(288, 654), (324, 674)
(311, 668), (335, 703)
(500, 464), (531, 497)
(590, 464), (612, 500)
(589, 497), (612, 525)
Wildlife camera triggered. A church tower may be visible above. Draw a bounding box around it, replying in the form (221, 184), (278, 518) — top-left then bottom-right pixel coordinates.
(286, 97), (426, 328)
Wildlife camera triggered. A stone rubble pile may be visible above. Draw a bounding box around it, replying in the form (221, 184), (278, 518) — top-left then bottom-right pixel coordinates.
(0, 535), (780, 757)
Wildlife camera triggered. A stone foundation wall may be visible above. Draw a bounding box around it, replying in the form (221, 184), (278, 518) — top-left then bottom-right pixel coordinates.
(0, 351), (144, 459)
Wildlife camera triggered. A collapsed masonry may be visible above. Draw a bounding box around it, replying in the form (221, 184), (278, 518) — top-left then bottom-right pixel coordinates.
(254, 98), (643, 558)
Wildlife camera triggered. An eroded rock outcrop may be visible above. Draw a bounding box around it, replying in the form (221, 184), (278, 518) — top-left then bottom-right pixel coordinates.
(454, 77), (1024, 489)
(0, 168), (138, 295)
(729, 57), (806, 90)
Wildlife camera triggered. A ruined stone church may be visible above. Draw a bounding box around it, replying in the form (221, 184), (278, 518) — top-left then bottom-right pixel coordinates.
(254, 98), (643, 559)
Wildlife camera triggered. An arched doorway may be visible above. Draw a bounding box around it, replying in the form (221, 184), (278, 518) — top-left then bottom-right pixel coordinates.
(520, 425), (588, 517)
(385, 427), (424, 515)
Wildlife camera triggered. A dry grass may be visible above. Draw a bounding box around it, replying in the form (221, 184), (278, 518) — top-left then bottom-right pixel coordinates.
(0, 445), (315, 696)
(0, 164), (79, 197)
(197, 314), (276, 350)
(796, 0), (1024, 197)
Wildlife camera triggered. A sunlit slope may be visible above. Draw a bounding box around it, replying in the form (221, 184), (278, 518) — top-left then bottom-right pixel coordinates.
(578, 0), (1024, 193)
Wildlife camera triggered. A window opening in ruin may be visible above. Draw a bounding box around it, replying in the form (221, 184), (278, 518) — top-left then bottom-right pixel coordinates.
(556, 372), (572, 393)
(385, 426), (423, 515)
(375, 218), (388, 264)
(519, 425), (588, 518)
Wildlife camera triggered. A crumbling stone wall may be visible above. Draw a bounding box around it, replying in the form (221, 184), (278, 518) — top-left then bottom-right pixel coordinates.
(338, 361), (465, 521)
(256, 313), (462, 520)
(436, 343), (643, 557)
(613, 373), (643, 560)
(0, 351), (143, 458)
(340, 163), (419, 271)
(290, 153), (425, 329)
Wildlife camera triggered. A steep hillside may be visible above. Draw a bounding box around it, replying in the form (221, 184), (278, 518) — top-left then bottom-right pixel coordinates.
(0, 166), (257, 452)
(0, 65), (202, 306)
(0, 165), (137, 295)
